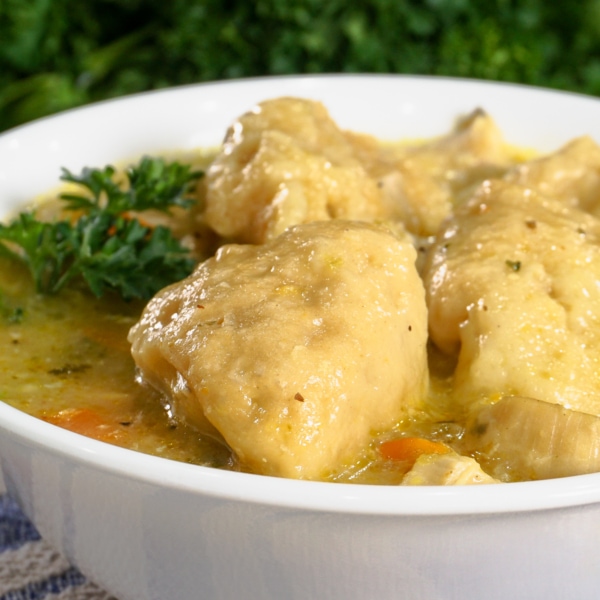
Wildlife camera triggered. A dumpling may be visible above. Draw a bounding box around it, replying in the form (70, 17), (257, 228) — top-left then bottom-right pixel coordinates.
(128, 220), (429, 480)
(388, 108), (513, 236)
(202, 100), (513, 244)
(203, 97), (391, 244)
(504, 136), (600, 214)
(423, 179), (600, 416)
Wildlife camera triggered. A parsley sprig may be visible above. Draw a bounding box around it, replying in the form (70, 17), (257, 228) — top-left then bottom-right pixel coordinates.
(0, 157), (202, 300)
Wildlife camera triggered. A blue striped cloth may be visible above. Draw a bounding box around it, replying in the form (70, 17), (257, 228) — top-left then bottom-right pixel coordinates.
(0, 495), (115, 599)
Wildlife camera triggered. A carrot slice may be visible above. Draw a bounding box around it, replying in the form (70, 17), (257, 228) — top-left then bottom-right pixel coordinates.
(379, 436), (451, 466)
(44, 407), (127, 443)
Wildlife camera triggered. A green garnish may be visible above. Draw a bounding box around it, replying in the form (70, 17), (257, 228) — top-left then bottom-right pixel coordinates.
(0, 157), (202, 300)
(505, 259), (522, 272)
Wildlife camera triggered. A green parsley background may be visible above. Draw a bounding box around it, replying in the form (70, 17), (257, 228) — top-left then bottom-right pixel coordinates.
(1, 0), (600, 132)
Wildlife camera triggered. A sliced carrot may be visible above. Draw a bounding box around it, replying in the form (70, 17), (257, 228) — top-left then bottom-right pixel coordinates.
(379, 436), (451, 466)
(43, 407), (128, 443)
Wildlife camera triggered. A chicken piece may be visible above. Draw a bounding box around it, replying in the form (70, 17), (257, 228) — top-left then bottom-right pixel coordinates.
(462, 396), (600, 481)
(423, 179), (600, 415)
(128, 220), (429, 480)
(203, 97), (394, 244)
(504, 136), (600, 214)
(401, 452), (498, 485)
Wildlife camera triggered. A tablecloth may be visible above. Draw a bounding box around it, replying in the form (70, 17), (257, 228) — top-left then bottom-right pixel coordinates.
(0, 474), (116, 600)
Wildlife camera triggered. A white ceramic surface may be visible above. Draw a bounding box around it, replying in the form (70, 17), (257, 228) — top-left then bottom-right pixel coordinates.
(2, 75), (600, 599)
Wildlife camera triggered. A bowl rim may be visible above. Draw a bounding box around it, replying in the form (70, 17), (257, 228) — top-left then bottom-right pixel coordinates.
(2, 71), (598, 133)
(3, 73), (600, 517)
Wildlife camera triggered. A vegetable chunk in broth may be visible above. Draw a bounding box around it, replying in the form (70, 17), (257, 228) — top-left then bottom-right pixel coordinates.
(2, 96), (600, 485)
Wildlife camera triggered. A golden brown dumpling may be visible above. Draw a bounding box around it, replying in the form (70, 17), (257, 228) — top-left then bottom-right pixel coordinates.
(129, 220), (429, 480)
(203, 100), (514, 243)
(504, 136), (600, 214)
(388, 108), (513, 236)
(203, 97), (389, 244)
(423, 179), (600, 416)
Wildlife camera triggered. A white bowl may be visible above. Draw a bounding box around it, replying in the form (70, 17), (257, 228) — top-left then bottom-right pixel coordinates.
(2, 75), (600, 600)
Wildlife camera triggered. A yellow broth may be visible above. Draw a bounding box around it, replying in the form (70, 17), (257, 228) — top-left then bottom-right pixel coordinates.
(0, 256), (234, 470)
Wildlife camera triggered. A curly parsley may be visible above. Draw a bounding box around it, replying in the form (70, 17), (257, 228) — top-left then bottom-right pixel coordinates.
(0, 157), (202, 300)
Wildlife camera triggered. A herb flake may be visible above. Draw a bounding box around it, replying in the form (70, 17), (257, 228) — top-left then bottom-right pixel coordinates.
(505, 259), (522, 272)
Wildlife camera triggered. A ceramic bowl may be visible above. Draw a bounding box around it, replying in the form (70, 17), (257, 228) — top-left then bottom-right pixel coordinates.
(1, 75), (600, 600)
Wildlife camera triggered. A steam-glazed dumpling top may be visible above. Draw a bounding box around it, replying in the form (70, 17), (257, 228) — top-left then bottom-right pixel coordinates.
(129, 220), (429, 480)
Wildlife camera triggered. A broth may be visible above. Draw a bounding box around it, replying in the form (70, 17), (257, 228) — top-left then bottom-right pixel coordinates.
(0, 256), (233, 470)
